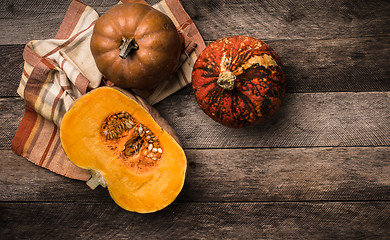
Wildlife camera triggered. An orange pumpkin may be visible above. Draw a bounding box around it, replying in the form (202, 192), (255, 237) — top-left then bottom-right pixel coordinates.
(192, 36), (286, 128)
(60, 87), (187, 213)
(90, 3), (182, 90)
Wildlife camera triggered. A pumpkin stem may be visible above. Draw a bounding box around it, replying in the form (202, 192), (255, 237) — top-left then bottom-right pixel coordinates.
(119, 37), (139, 59)
(217, 71), (236, 90)
(86, 170), (107, 189)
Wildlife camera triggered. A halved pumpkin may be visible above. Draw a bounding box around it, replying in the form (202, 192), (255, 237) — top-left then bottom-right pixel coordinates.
(60, 87), (187, 213)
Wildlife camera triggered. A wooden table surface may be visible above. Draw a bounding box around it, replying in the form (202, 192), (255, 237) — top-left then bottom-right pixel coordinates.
(1, 0), (390, 239)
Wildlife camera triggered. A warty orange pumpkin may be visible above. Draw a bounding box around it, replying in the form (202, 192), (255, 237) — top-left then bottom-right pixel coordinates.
(192, 36), (286, 128)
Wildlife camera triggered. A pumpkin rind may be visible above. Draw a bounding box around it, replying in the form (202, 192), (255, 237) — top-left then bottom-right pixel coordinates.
(90, 3), (182, 90)
(60, 87), (187, 213)
(192, 36), (286, 128)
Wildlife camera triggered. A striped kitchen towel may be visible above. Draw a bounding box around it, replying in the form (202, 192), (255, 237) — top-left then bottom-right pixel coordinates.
(11, 0), (205, 181)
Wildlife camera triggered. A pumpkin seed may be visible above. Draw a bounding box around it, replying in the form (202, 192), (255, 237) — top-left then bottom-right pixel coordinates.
(125, 122), (133, 129)
(112, 132), (118, 139)
(108, 132), (113, 140)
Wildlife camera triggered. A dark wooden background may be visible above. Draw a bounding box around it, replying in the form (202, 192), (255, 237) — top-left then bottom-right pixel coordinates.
(1, 0), (390, 239)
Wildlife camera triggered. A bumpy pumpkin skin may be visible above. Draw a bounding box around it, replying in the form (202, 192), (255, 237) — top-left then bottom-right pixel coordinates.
(60, 87), (187, 213)
(192, 36), (286, 128)
(90, 3), (182, 90)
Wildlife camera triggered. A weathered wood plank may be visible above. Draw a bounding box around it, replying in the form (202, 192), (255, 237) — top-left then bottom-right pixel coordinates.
(183, 147), (390, 202)
(0, 0), (389, 44)
(1, 202), (389, 239)
(2, 35), (389, 97)
(2, 91), (390, 149)
(0, 44), (24, 97)
(0, 150), (110, 202)
(0, 98), (24, 149)
(276, 36), (390, 93)
(2, 146), (389, 202)
(156, 92), (390, 148)
(182, 0), (390, 41)
(1, 0), (389, 238)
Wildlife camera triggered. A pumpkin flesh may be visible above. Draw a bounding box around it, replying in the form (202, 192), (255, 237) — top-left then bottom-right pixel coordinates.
(60, 87), (187, 213)
(192, 36), (286, 128)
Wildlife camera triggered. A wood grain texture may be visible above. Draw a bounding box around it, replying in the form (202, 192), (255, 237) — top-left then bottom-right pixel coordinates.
(156, 92), (390, 148)
(181, 0), (390, 41)
(1, 202), (389, 239)
(0, 150), (110, 202)
(276, 36), (390, 93)
(1, 0), (389, 238)
(182, 147), (390, 202)
(1, 0), (389, 44)
(0, 98), (24, 149)
(0, 45), (24, 97)
(2, 147), (389, 202)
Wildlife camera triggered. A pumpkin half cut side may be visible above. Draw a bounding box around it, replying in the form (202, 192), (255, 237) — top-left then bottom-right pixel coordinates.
(60, 87), (187, 213)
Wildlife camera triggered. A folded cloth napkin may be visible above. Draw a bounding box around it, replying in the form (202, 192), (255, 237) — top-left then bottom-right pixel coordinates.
(11, 0), (205, 181)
